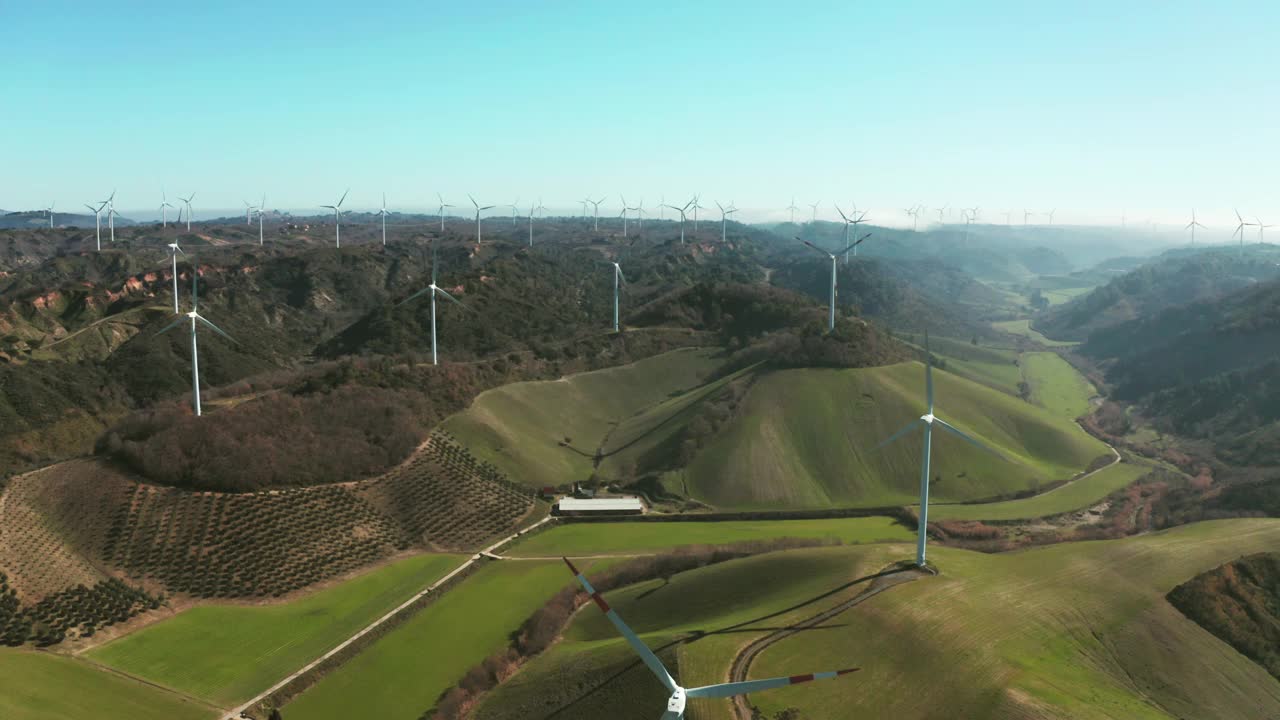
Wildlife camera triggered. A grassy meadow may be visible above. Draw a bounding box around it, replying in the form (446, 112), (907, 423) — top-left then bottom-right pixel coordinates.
(928, 459), (1142, 521)
(1021, 351), (1096, 420)
(88, 553), (464, 706)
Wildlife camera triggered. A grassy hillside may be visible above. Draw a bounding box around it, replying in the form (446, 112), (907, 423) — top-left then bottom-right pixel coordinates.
(1021, 351), (1096, 420)
(441, 347), (723, 488)
(929, 459), (1140, 522)
(0, 648), (216, 720)
(88, 553), (464, 706)
(479, 520), (1280, 720)
(685, 362), (1110, 509)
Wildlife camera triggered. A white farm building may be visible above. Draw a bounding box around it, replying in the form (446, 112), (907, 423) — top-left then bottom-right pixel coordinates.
(554, 497), (644, 516)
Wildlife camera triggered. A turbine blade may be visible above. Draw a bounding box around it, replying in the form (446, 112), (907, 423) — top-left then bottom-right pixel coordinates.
(925, 333), (935, 412)
(195, 315), (236, 343)
(876, 419), (923, 449)
(836, 233), (871, 256)
(934, 418), (1007, 461)
(563, 558), (677, 692)
(794, 236), (832, 258)
(154, 317), (185, 336)
(337, 188), (349, 206)
(686, 668), (860, 699)
(616, 265), (627, 284)
(435, 287), (467, 307)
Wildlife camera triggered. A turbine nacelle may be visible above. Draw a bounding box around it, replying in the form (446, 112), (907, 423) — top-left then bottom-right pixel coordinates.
(665, 688), (687, 715)
(921, 413), (935, 424)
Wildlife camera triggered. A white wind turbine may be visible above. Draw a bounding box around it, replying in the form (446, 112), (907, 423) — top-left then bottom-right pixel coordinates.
(795, 233), (871, 331)
(155, 260), (236, 417)
(579, 197), (591, 218)
(254, 195), (266, 245)
(526, 200), (548, 247)
(589, 196), (606, 231)
(469, 194), (496, 242)
(104, 190), (117, 242)
(436, 193), (454, 233)
(507, 198), (520, 226)
(835, 203), (857, 255)
(375, 193), (390, 246)
(877, 333), (1005, 567)
(808, 200), (820, 224)
(716, 201), (737, 242)
(44, 201), (56, 229)
(399, 242), (466, 365)
(179, 192), (195, 232)
(562, 557), (860, 719)
(904, 206), (921, 231)
(847, 208), (869, 263)
(1022, 209), (1033, 225)
(692, 195), (706, 231)
(166, 240), (186, 314)
(609, 261), (626, 332)
(786, 196), (800, 224)
(160, 191), (175, 228)
(662, 198), (694, 244)
(632, 199), (646, 230)
(1234, 209), (1255, 253)
(1185, 209), (1205, 246)
(619, 196), (631, 238)
(1045, 208), (1056, 225)
(84, 202), (106, 251)
(320, 189), (349, 248)
(242, 200), (254, 225)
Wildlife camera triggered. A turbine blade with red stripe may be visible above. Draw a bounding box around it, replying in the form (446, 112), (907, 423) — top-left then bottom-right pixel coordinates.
(562, 558), (677, 692)
(686, 668), (860, 698)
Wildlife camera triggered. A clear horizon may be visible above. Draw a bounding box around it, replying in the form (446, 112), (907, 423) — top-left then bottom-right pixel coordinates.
(4, 1), (1279, 228)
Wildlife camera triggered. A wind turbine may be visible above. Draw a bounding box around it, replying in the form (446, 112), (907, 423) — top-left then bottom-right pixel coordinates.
(155, 260), (236, 417)
(562, 557), (860, 719)
(904, 206), (921, 231)
(469, 194), (495, 242)
(935, 205), (948, 223)
(1045, 209), (1056, 225)
(1185, 210), (1205, 246)
(795, 233), (871, 331)
(507, 198), (520, 226)
(436, 193), (454, 233)
(243, 200), (254, 225)
(160, 191), (175, 228)
(632, 199), (645, 230)
(1022, 209), (1033, 225)
(527, 200), (547, 247)
(579, 197), (591, 218)
(179, 192), (195, 232)
(589, 197), (606, 231)
(808, 200), (820, 224)
(619, 195), (630, 237)
(609, 262), (625, 332)
(320, 189), (349, 248)
(1257, 216), (1274, 244)
(847, 209), (869, 263)
(84, 202), (105, 251)
(166, 241), (186, 313)
(787, 197), (800, 224)
(1234, 209), (1255, 252)
(255, 195), (266, 245)
(375, 193), (390, 246)
(658, 194), (666, 221)
(398, 242), (465, 366)
(835, 203), (857, 256)
(104, 190), (117, 242)
(662, 198), (694, 244)
(1002, 210), (1012, 226)
(692, 195), (706, 231)
(716, 201), (738, 242)
(43, 201), (55, 229)
(878, 333), (1004, 567)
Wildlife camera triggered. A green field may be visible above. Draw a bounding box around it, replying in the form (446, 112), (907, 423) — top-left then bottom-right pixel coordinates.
(89, 553), (464, 706)
(0, 648), (216, 720)
(685, 362), (1110, 509)
(283, 559), (589, 720)
(920, 336), (1023, 395)
(1041, 286), (1093, 305)
(478, 521), (1280, 720)
(442, 347), (723, 489)
(993, 319), (1078, 347)
(507, 517), (914, 557)
(1021, 351), (1096, 420)
(928, 458), (1140, 521)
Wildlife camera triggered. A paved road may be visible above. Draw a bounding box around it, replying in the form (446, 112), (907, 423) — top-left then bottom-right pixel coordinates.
(220, 515), (553, 720)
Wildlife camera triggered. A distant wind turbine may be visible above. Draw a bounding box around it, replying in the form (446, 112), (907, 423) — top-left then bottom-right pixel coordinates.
(436, 193), (454, 233)
(619, 195), (630, 237)
(320, 189), (349, 248)
(85, 202), (105, 251)
(589, 197), (606, 231)
(692, 195), (706, 231)
(562, 557), (860, 719)
(526, 201), (547, 247)
(809, 201), (820, 224)
(507, 198), (520, 226)
(375, 193), (390, 246)
(1185, 210), (1205, 246)
(716, 201), (737, 242)
(255, 195), (266, 245)
(179, 192), (195, 232)
(935, 205), (948, 223)
(160, 191), (175, 229)
(1045, 209), (1056, 225)
(1023, 209), (1033, 225)
(878, 332), (1005, 567)
(243, 200), (254, 225)
(795, 233), (872, 331)
(1234, 209), (1256, 252)
(835, 203), (858, 257)
(43, 201), (55, 229)
(1257, 216), (1274, 244)
(580, 197), (591, 218)
(398, 242), (466, 366)
(787, 197), (800, 224)
(469, 194), (496, 242)
(632, 199), (645, 230)
(904, 206), (921, 231)
(609, 262), (625, 332)
(166, 241), (186, 314)
(662, 198), (694, 244)
(155, 260), (236, 417)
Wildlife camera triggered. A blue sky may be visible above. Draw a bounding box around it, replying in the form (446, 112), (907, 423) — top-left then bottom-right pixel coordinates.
(3, 1), (1278, 228)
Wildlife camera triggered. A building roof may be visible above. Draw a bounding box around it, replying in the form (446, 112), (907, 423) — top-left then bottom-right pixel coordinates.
(557, 497), (643, 512)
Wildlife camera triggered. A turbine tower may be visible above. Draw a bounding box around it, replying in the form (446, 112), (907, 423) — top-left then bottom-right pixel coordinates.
(43, 201), (55, 229)
(526, 201), (547, 247)
(716, 201), (738, 242)
(808, 200), (820, 224)
(1257, 216), (1274, 244)
(1046, 208), (1056, 225)
(243, 200), (254, 225)
(104, 190), (117, 242)
(610, 262), (625, 332)
(795, 233), (871, 331)
(1234, 209), (1256, 253)
(904, 206), (921, 231)
(589, 197), (606, 231)
(399, 242), (465, 365)
(1185, 210), (1205, 246)
(155, 261), (236, 417)
(562, 558), (860, 719)
(847, 208), (869, 263)
(84, 202), (105, 251)
(436, 193), (454, 233)
(166, 241), (186, 314)
(786, 196), (800, 224)
(619, 195), (630, 237)
(469, 194), (495, 242)
(179, 192), (195, 232)
(320, 189), (349, 248)
(1023, 209), (1033, 225)
(692, 195), (706, 231)
(878, 333), (1004, 567)
(255, 195), (266, 245)
(375, 193), (390, 246)
(507, 198), (520, 226)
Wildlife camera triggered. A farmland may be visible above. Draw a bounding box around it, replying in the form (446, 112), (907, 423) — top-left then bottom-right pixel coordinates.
(282, 560), (588, 720)
(478, 520), (1280, 720)
(506, 516), (914, 557)
(0, 648), (216, 720)
(928, 459), (1142, 521)
(87, 553), (464, 706)
(685, 362), (1109, 509)
(1020, 351), (1096, 420)
(993, 318), (1078, 347)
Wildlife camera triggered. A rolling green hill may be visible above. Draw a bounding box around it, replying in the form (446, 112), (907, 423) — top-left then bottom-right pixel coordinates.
(478, 520), (1280, 720)
(683, 362), (1110, 509)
